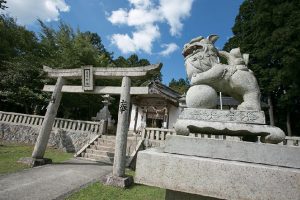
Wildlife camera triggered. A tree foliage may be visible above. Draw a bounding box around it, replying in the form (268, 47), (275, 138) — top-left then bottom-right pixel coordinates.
(0, 15), (45, 113)
(223, 0), (300, 135)
(113, 54), (161, 86)
(0, 16), (156, 121)
(38, 21), (113, 69)
(0, 0), (7, 10)
(168, 78), (190, 95)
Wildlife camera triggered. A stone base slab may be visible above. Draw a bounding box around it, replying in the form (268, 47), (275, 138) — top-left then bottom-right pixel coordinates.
(135, 148), (300, 200)
(164, 135), (300, 169)
(101, 174), (133, 188)
(174, 119), (285, 143)
(18, 157), (52, 167)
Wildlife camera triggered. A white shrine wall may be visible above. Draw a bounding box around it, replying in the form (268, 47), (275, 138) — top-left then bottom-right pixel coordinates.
(168, 104), (182, 129)
(129, 104), (144, 131)
(129, 104), (182, 131)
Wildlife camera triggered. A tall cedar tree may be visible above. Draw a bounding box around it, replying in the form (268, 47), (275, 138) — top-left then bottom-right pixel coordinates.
(223, 0), (300, 135)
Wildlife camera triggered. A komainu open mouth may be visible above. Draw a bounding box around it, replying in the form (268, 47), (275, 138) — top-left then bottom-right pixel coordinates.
(182, 44), (203, 58)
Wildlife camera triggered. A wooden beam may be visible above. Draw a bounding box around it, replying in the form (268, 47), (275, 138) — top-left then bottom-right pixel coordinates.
(43, 85), (149, 95)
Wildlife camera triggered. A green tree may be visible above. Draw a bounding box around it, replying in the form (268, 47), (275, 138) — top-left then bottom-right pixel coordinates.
(113, 54), (160, 86)
(37, 21), (115, 119)
(168, 78), (190, 94)
(0, 16), (46, 114)
(0, 0), (7, 10)
(223, 0), (300, 136)
(38, 21), (113, 69)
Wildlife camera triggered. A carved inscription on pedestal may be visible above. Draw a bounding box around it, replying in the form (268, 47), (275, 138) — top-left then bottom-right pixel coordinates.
(179, 108), (266, 124)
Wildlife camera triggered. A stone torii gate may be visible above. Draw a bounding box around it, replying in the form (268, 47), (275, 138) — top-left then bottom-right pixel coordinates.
(31, 64), (161, 187)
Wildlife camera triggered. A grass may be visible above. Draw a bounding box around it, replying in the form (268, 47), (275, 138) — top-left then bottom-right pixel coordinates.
(66, 169), (166, 200)
(67, 169), (166, 200)
(66, 182), (166, 200)
(0, 143), (166, 200)
(0, 142), (73, 174)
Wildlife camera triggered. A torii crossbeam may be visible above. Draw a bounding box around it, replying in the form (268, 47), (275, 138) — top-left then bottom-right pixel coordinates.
(43, 64), (161, 79)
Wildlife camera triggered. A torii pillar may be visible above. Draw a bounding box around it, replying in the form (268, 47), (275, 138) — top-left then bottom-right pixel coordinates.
(31, 76), (65, 166)
(103, 76), (133, 187)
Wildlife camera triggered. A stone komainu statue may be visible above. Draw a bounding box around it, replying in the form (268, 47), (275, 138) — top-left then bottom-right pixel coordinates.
(174, 35), (285, 144)
(183, 35), (261, 111)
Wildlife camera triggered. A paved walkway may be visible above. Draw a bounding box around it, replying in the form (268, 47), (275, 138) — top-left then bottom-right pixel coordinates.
(0, 158), (112, 200)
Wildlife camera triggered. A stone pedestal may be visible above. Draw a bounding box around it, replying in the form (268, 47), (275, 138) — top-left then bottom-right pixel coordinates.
(175, 108), (285, 144)
(135, 136), (300, 200)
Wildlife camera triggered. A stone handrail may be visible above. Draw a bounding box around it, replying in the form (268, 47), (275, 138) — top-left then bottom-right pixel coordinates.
(141, 128), (177, 141)
(141, 127), (240, 142)
(281, 136), (300, 147)
(0, 111), (103, 134)
(190, 133), (242, 141)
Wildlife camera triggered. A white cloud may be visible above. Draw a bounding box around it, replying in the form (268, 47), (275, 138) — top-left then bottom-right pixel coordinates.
(107, 0), (194, 54)
(108, 7), (160, 27)
(128, 0), (152, 8)
(107, 9), (128, 24)
(2, 0), (70, 25)
(159, 43), (179, 56)
(159, 0), (193, 36)
(111, 34), (136, 53)
(127, 8), (160, 26)
(111, 24), (160, 54)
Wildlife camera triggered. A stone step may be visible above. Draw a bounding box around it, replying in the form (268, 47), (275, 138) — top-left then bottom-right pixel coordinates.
(93, 141), (115, 148)
(91, 143), (115, 149)
(97, 138), (116, 143)
(101, 135), (116, 140)
(86, 149), (115, 157)
(89, 144), (115, 152)
(94, 139), (115, 146)
(83, 151), (130, 159)
(83, 153), (114, 164)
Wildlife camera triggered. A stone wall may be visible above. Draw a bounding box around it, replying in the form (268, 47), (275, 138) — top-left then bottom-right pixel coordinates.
(0, 122), (100, 153)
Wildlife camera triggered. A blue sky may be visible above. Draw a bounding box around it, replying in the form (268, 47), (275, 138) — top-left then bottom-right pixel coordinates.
(2, 0), (244, 84)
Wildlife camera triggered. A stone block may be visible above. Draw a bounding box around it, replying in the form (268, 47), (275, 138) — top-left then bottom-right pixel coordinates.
(164, 135), (300, 169)
(18, 157), (52, 167)
(101, 174), (133, 188)
(174, 119), (285, 143)
(135, 148), (300, 200)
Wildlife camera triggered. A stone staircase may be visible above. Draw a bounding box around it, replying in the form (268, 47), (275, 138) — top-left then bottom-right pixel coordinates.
(77, 135), (115, 164)
(76, 135), (141, 165)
